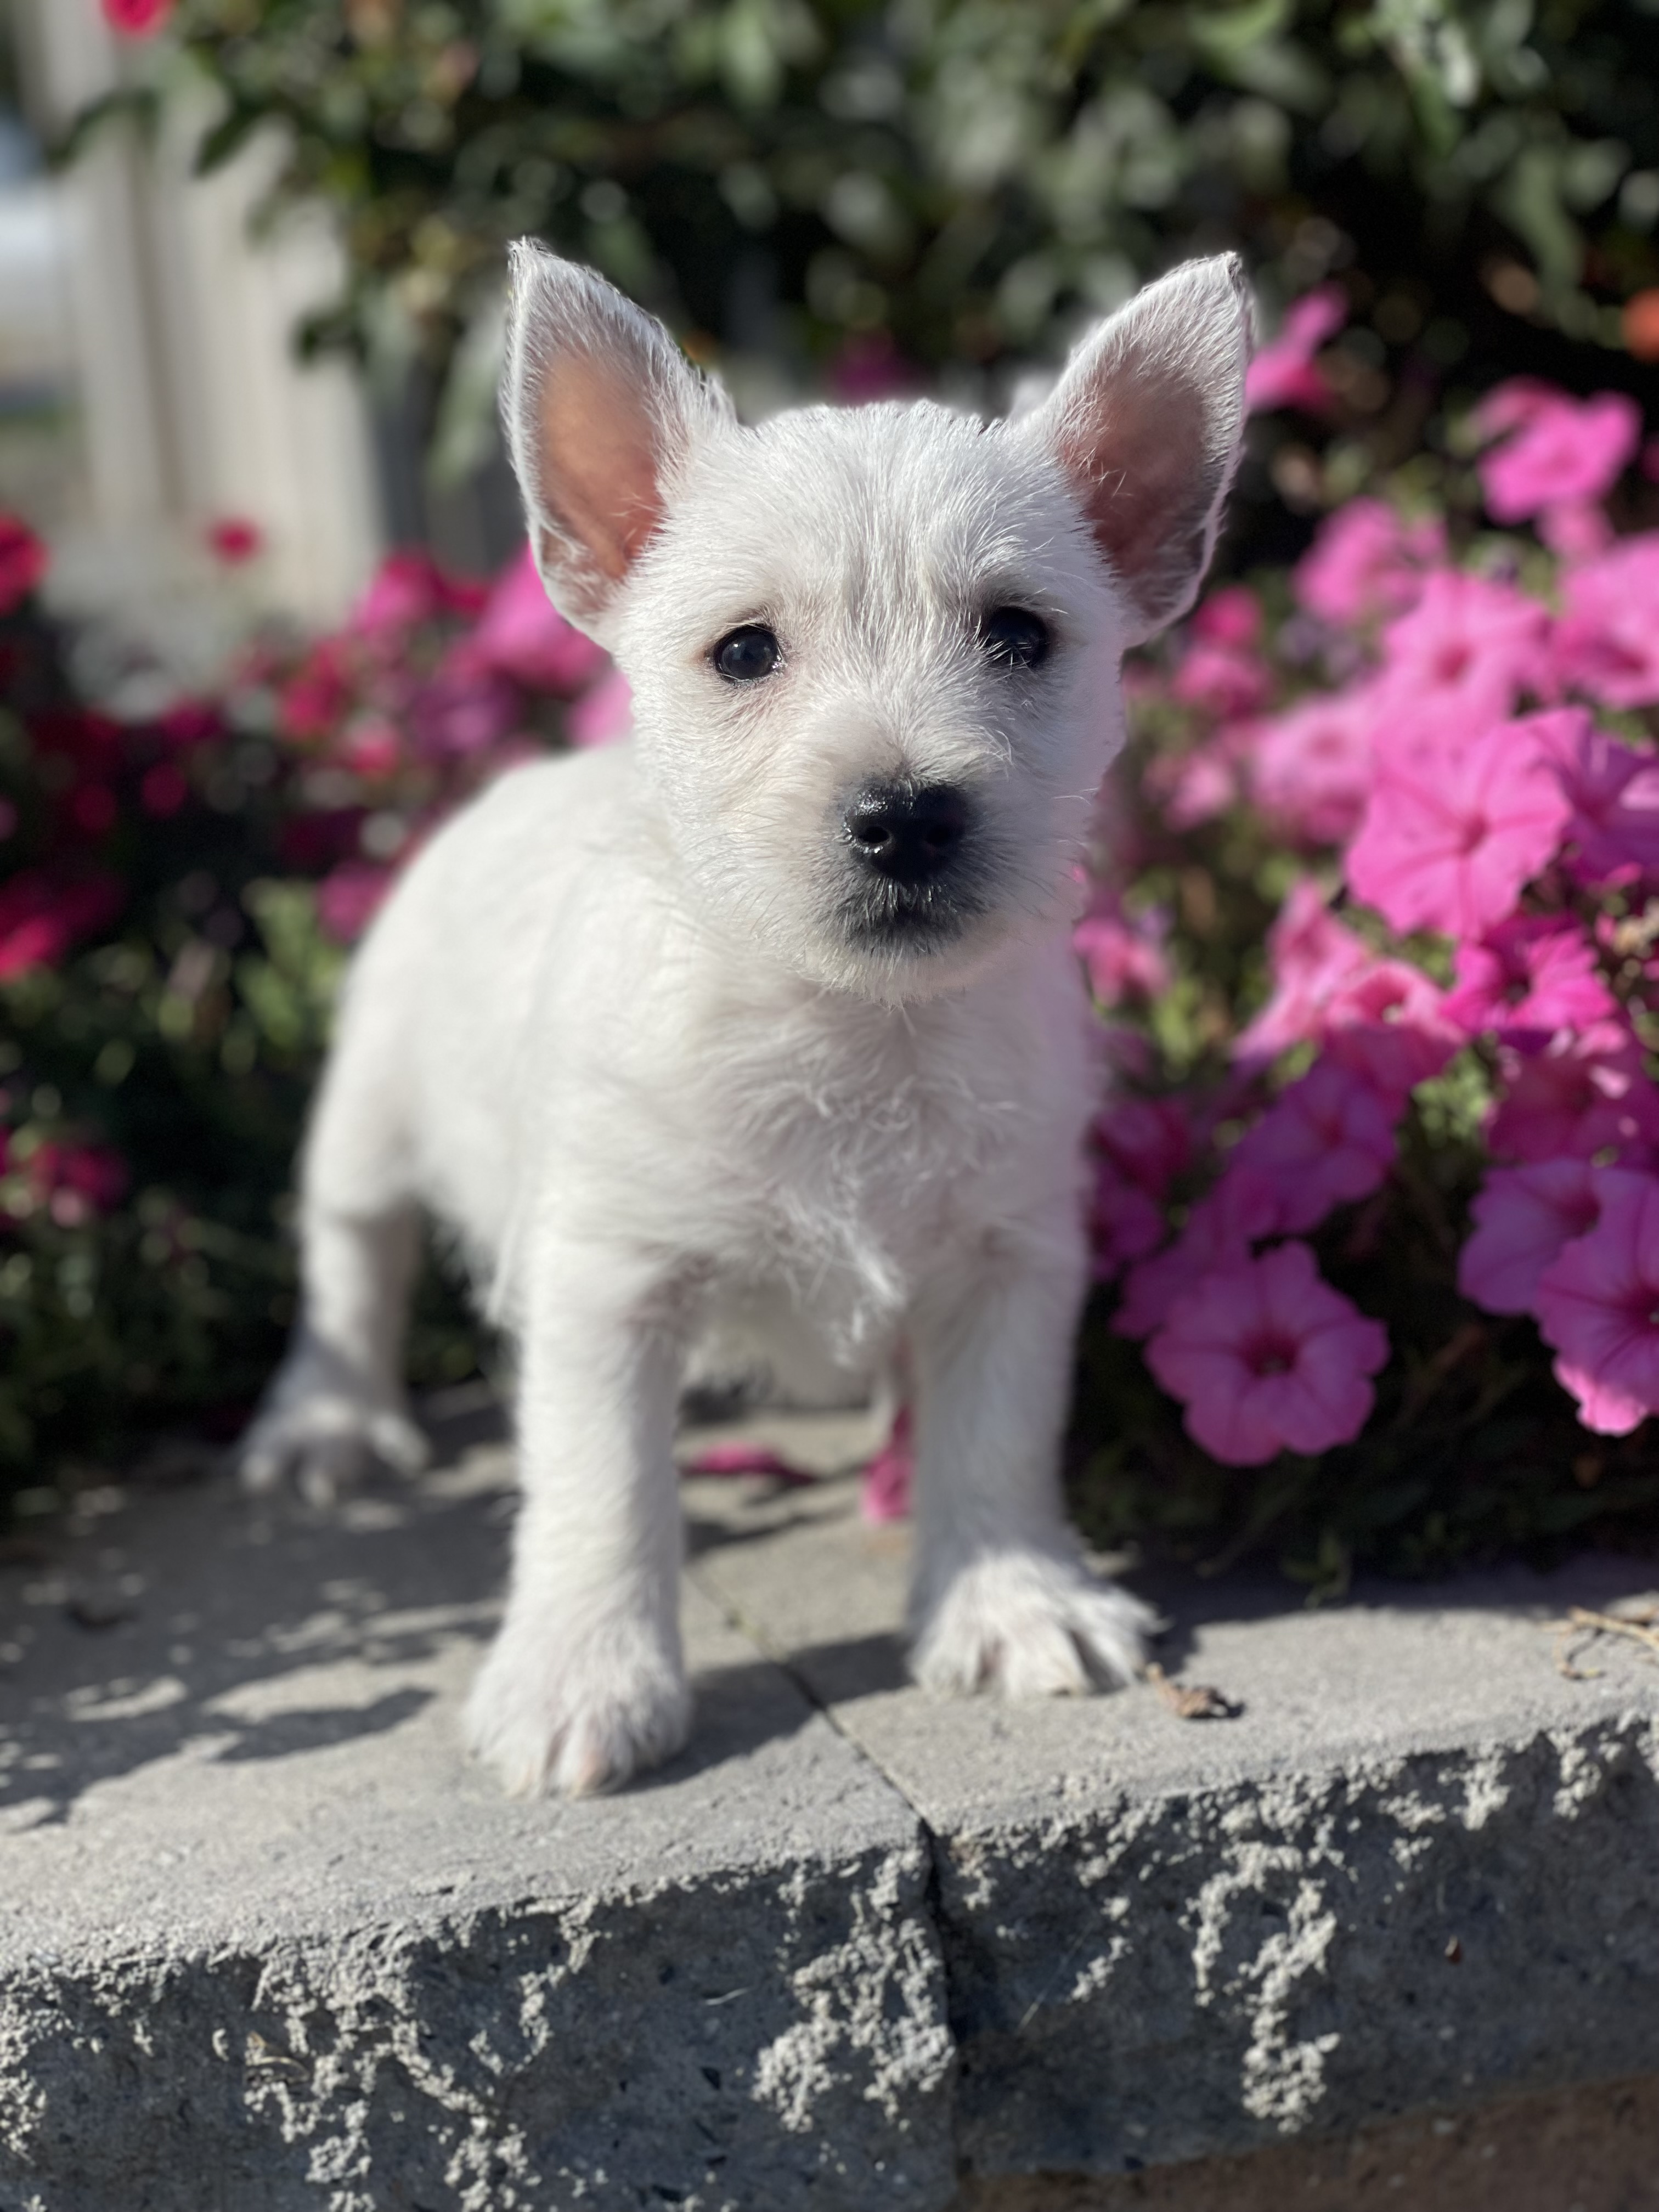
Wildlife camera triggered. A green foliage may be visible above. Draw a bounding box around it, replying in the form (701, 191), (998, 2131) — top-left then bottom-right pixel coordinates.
(80, 1), (1659, 429)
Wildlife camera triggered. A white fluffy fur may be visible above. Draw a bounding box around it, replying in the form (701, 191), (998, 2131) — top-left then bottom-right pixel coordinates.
(238, 245), (1250, 1796)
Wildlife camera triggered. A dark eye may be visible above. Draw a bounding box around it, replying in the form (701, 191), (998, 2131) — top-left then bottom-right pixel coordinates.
(713, 625), (781, 682)
(980, 607), (1049, 670)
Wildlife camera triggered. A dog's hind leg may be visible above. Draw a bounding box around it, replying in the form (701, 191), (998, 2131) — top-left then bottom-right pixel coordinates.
(237, 996), (429, 1505)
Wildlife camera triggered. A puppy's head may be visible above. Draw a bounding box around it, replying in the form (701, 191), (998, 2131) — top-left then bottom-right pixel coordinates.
(503, 245), (1250, 1001)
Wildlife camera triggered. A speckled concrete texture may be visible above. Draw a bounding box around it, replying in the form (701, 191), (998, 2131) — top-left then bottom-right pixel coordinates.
(3, 1410), (1658, 2211)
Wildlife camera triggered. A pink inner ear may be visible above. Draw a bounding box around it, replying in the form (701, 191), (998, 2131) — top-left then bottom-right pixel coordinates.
(536, 352), (665, 584)
(1058, 379), (1211, 607)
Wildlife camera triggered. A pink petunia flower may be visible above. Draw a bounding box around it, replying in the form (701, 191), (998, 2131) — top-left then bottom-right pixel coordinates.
(1475, 383), (1641, 524)
(1089, 1156), (1168, 1283)
(206, 516), (263, 566)
(1442, 915), (1616, 1042)
(1113, 1167), (1280, 1340)
(1248, 687), (1378, 846)
(348, 551), (485, 640)
(1192, 585), (1263, 651)
(1458, 1158), (1601, 1316)
(0, 871), (123, 980)
(1245, 286), (1346, 415)
(1346, 714), (1571, 940)
(1533, 712), (1659, 887)
(316, 862), (393, 945)
(462, 544), (606, 695)
(1228, 1059), (1398, 1235)
(1074, 902), (1172, 1006)
(102, 0), (173, 32)
(1146, 1240), (1389, 1465)
(1553, 534), (1659, 709)
(1233, 881), (1372, 1065)
(0, 513), (48, 612)
(1374, 571), (1550, 727)
(27, 1139), (129, 1227)
(1319, 956), (1458, 1105)
(1489, 1021), (1659, 1164)
(1172, 641), (1272, 719)
(1534, 1170), (1659, 1435)
(1095, 1096), (1192, 1199)
(1293, 499), (1446, 627)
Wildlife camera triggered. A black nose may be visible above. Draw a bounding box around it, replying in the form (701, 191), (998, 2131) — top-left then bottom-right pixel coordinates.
(843, 783), (970, 885)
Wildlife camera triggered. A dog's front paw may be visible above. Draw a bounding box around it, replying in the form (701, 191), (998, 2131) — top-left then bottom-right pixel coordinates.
(912, 1550), (1156, 1699)
(465, 1613), (690, 1798)
(236, 1353), (428, 1507)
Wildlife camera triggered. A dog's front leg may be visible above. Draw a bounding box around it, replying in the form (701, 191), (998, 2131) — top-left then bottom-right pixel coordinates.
(908, 1228), (1155, 1699)
(466, 1245), (690, 1797)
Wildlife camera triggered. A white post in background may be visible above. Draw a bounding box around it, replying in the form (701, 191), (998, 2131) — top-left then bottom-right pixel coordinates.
(9, 0), (383, 653)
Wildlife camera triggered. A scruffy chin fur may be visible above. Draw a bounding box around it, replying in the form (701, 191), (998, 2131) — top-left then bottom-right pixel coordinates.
(238, 247), (1252, 1797)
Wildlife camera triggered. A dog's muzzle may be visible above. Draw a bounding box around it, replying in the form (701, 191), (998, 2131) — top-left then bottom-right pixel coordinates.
(836, 780), (984, 950)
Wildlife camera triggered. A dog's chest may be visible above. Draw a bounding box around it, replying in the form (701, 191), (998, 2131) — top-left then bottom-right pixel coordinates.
(693, 985), (1061, 1323)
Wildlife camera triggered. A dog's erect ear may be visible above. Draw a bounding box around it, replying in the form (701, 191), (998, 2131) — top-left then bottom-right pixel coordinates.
(502, 242), (734, 640)
(1020, 255), (1252, 646)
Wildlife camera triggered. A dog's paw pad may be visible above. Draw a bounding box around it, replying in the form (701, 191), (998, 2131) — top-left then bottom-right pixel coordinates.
(913, 1552), (1154, 1700)
(465, 1624), (690, 1798)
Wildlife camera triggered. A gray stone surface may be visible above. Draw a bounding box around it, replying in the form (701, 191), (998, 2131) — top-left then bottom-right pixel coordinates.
(0, 1432), (952, 2212)
(4, 1408), (1659, 2211)
(690, 1469), (1659, 2180)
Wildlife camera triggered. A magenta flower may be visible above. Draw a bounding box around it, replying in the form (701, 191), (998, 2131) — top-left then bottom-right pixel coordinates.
(1458, 1159), (1601, 1315)
(1233, 881), (1372, 1066)
(1534, 1170), (1659, 1435)
(1535, 713), (1659, 887)
(1249, 688), (1378, 846)
(1191, 585), (1263, 650)
(1553, 535), (1659, 709)
(102, 0), (172, 32)
(1293, 498), (1446, 627)
(464, 544), (606, 695)
(1475, 383), (1640, 524)
(0, 870), (123, 981)
(1375, 571), (1550, 724)
(349, 551), (484, 640)
(1245, 286), (1346, 415)
(1095, 1096), (1192, 1199)
(1172, 640), (1272, 719)
(1113, 1167), (1280, 1340)
(1089, 1158), (1167, 1283)
(0, 514), (49, 612)
(1347, 714), (1570, 939)
(1489, 1022), (1659, 1164)
(1229, 1059), (1398, 1234)
(1442, 916), (1616, 1042)
(1319, 956), (1457, 1104)
(1147, 1241), (1389, 1465)
(317, 862), (393, 945)
(1074, 902), (1172, 1006)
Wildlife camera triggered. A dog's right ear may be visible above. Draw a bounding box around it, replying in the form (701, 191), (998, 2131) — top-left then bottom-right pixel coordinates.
(502, 242), (734, 642)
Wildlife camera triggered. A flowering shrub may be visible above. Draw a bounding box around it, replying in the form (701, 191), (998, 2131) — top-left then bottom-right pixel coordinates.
(0, 526), (614, 1522)
(1069, 368), (1659, 1590)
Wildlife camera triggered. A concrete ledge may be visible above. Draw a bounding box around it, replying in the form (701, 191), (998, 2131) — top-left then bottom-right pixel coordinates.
(3, 1417), (1658, 2210)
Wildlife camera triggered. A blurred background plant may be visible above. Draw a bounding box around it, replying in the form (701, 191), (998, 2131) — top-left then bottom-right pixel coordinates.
(71, 0), (1659, 568)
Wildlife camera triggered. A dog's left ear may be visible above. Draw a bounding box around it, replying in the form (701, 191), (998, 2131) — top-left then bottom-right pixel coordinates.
(1019, 255), (1252, 646)
(502, 241), (735, 642)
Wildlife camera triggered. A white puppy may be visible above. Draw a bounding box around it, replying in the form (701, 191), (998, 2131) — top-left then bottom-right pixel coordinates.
(239, 245), (1251, 1796)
